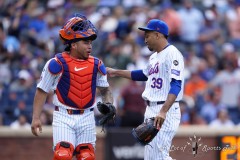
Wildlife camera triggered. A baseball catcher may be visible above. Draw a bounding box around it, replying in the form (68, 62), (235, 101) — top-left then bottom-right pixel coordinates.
(97, 102), (116, 131)
(132, 117), (160, 145)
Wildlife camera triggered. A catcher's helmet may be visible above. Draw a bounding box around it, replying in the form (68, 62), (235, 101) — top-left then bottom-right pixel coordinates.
(59, 14), (97, 45)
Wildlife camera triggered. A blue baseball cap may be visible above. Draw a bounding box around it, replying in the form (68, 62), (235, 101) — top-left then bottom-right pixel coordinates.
(138, 19), (169, 36)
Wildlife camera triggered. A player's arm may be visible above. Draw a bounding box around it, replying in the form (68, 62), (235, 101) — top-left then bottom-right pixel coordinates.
(31, 88), (48, 136)
(160, 79), (182, 113)
(161, 78), (182, 112)
(97, 87), (113, 104)
(154, 79), (182, 129)
(31, 58), (62, 136)
(97, 61), (114, 103)
(96, 65), (116, 127)
(107, 67), (148, 81)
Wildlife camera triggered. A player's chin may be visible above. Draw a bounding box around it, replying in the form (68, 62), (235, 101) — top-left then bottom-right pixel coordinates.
(148, 46), (154, 51)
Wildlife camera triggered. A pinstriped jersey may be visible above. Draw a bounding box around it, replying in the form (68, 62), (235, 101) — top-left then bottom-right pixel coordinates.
(37, 57), (109, 110)
(142, 45), (184, 102)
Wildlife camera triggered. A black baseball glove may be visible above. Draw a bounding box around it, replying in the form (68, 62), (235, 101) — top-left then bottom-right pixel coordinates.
(132, 117), (159, 145)
(97, 102), (116, 131)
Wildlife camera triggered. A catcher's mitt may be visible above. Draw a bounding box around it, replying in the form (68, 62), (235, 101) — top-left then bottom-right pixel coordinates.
(97, 102), (116, 131)
(132, 118), (159, 145)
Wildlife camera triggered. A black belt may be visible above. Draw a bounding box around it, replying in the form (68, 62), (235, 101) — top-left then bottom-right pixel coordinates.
(146, 100), (179, 106)
(55, 106), (94, 115)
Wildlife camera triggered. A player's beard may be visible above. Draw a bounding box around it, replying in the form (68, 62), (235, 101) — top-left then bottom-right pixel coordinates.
(76, 51), (89, 60)
(82, 53), (89, 60)
(147, 46), (154, 52)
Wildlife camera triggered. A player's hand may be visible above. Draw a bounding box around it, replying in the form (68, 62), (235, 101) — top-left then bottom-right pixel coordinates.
(106, 67), (117, 77)
(154, 111), (166, 130)
(31, 118), (42, 136)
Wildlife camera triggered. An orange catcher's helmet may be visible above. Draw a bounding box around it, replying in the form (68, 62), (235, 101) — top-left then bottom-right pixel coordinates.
(59, 14), (97, 44)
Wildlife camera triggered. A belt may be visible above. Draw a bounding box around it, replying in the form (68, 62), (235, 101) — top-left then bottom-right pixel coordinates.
(146, 100), (179, 106)
(55, 106), (94, 115)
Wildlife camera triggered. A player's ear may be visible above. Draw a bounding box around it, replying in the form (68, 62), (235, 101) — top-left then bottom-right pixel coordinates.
(155, 32), (161, 39)
(71, 43), (76, 49)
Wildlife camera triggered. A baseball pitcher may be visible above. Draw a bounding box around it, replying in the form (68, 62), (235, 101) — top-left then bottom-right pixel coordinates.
(107, 19), (184, 160)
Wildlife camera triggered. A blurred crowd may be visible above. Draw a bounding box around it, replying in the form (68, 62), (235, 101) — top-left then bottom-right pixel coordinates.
(1, 0), (240, 129)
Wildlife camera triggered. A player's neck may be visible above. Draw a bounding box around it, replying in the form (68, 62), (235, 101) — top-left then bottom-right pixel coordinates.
(156, 41), (169, 53)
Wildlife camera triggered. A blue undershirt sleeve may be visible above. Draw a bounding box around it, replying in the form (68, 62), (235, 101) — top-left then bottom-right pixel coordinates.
(169, 78), (182, 96)
(131, 70), (148, 81)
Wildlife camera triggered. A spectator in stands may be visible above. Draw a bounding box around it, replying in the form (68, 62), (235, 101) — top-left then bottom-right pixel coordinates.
(160, 3), (182, 42)
(210, 60), (240, 124)
(127, 46), (152, 71)
(40, 110), (52, 126)
(179, 100), (190, 125)
(6, 70), (35, 124)
(200, 89), (226, 123)
(197, 9), (222, 56)
(117, 80), (145, 127)
(0, 56), (11, 85)
(218, 42), (238, 70)
(202, 41), (219, 61)
(209, 109), (235, 127)
(10, 114), (31, 129)
(225, 1), (240, 50)
(184, 46), (201, 80)
(197, 58), (216, 82)
(9, 69), (33, 92)
(178, 0), (204, 50)
(103, 39), (132, 69)
(189, 108), (207, 125)
(184, 69), (208, 99)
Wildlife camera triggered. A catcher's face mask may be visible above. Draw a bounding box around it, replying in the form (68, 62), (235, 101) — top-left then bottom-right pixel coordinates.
(59, 14), (98, 45)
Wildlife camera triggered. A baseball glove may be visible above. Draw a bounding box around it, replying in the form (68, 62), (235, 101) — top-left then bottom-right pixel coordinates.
(97, 102), (116, 131)
(132, 117), (159, 145)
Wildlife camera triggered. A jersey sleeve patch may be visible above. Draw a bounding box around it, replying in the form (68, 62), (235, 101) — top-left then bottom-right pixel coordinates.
(173, 60), (179, 66)
(48, 59), (62, 74)
(98, 60), (107, 75)
(171, 69), (180, 76)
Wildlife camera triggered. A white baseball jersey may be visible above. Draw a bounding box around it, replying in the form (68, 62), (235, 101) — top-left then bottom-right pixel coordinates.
(142, 45), (184, 160)
(142, 45), (184, 102)
(37, 58), (109, 149)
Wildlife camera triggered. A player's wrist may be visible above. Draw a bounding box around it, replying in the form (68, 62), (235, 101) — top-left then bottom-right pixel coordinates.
(159, 109), (168, 114)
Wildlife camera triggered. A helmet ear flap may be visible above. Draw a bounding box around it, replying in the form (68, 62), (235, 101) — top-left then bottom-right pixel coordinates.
(59, 34), (66, 44)
(59, 34), (71, 51)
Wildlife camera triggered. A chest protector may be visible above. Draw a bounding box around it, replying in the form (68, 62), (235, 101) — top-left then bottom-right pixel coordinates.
(55, 53), (101, 109)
